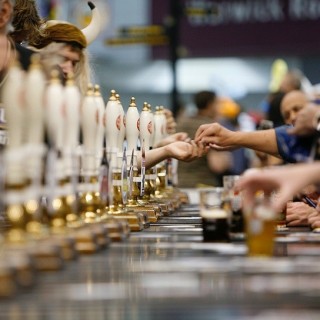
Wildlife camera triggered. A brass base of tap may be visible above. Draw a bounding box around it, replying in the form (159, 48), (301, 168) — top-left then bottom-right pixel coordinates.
(100, 214), (130, 242)
(109, 212), (145, 231)
(127, 205), (159, 223)
(50, 234), (78, 261)
(70, 226), (100, 254)
(147, 199), (173, 216)
(87, 223), (111, 249)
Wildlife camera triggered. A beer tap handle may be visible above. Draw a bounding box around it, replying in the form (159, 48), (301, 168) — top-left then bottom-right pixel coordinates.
(81, 84), (97, 177)
(148, 104), (155, 150)
(45, 69), (64, 151)
(139, 102), (151, 151)
(153, 106), (163, 148)
(125, 97), (139, 154)
(25, 54), (46, 146)
(105, 90), (120, 168)
(2, 60), (25, 149)
(116, 94), (125, 153)
(64, 73), (81, 175)
(94, 85), (105, 171)
(2, 60), (25, 185)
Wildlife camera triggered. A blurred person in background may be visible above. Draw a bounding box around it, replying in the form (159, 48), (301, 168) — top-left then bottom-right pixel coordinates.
(260, 68), (303, 128)
(176, 90), (248, 187)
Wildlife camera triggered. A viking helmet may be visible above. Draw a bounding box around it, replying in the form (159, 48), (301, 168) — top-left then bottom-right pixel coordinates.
(30, 1), (101, 49)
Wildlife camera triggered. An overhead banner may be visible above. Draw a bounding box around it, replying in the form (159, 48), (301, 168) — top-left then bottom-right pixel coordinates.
(151, 0), (320, 58)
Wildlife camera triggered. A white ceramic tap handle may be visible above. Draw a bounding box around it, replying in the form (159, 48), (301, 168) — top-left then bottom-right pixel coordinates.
(125, 97), (140, 153)
(148, 104), (155, 149)
(45, 69), (65, 150)
(64, 73), (81, 151)
(94, 85), (105, 167)
(105, 89), (120, 152)
(116, 93), (125, 152)
(153, 106), (163, 148)
(139, 102), (151, 151)
(25, 54), (46, 146)
(81, 84), (97, 175)
(2, 61), (25, 148)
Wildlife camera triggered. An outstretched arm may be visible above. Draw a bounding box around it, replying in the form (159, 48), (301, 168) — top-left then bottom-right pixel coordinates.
(137, 140), (205, 169)
(155, 132), (190, 148)
(194, 122), (280, 157)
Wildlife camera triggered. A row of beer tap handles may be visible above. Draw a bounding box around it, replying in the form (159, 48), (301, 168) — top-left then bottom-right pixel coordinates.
(1, 56), (170, 203)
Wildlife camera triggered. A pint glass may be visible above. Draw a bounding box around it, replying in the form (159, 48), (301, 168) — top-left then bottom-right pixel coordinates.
(245, 199), (276, 257)
(199, 187), (230, 242)
(223, 175), (244, 233)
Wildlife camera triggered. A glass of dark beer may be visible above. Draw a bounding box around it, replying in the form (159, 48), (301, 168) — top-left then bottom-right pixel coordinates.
(199, 187), (230, 242)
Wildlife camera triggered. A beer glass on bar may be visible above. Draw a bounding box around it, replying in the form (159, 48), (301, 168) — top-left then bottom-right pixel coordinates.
(223, 175), (244, 233)
(245, 196), (276, 257)
(199, 187), (230, 243)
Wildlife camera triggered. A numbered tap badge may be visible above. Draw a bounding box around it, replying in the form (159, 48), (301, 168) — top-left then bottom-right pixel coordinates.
(148, 121), (153, 134)
(116, 115), (121, 131)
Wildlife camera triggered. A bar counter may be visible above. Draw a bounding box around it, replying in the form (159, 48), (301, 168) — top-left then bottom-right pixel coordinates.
(1, 192), (320, 319)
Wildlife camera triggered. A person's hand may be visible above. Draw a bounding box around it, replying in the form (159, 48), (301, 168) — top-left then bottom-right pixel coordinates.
(287, 104), (318, 136)
(308, 210), (320, 229)
(235, 164), (319, 212)
(165, 140), (205, 162)
(155, 132), (190, 148)
(163, 109), (177, 134)
(194, 122), (236, 151)
(285, 201), (314, 226)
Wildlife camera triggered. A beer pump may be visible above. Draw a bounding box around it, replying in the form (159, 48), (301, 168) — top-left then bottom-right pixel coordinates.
(104, 92), (142, 230)
(94, 85), (105, 174)
(24, 55), (47, 238)
(120, 99), (153, 225)
(151, 106), (173, 214)
(109, 97), (145, 231)
(2, 60), (29, 243)
(43, 70), (69, 232)
(136, 102), (162, 222)
(78, 84), (110, 250)
(95, 90), (129, 241)
(62, 73), (81, 229)
(105, 90), (120, 214)
(1, 63), (64, 272)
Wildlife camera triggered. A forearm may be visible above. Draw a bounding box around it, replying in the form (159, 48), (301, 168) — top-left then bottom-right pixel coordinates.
(293, 162), (320, 189)
(136, 146), (169, 169)
(232, 129), (280, 157)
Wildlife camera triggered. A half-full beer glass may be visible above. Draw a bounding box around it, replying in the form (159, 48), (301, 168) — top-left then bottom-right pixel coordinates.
(199, 187), (230, 242)
(245, 198), (276, 257)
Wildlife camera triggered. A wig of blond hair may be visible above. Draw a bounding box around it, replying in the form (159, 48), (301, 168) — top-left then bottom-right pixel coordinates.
(10, 0), (46, 45)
